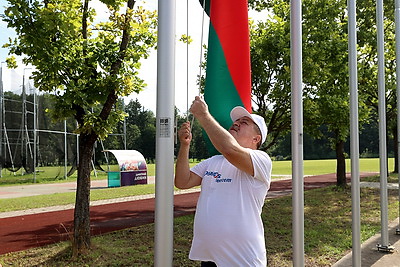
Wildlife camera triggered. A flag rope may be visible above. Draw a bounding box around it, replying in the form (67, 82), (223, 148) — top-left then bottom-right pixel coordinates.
(188, 0), (207, 129)
(186, 0), (189, 120)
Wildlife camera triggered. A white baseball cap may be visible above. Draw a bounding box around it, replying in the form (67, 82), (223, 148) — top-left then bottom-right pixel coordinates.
(230, 106), (268, 145)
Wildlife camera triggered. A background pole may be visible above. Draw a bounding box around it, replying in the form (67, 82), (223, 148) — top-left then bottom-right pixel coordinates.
(348, 0), (361, 265)
(0, 63), (3, 178)
(395, 0), (400, 235)
(376, 0), (391, 251)
(291, 0), (305, 266)
(154, 0), (176, 266)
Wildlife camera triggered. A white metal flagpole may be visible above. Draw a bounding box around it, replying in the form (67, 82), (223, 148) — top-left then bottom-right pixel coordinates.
(395, 0), (400, 236)
(0, 63), (3, 178)
(376, 0), (393, 252)
(290, 0), (304, 266)
(154, 0), (176, 266)
(348, 0), (361, 265)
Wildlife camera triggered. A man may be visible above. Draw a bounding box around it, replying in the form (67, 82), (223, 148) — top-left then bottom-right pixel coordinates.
(175, 96), (272, 266)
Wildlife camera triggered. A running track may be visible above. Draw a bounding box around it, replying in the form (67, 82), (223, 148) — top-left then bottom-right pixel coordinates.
(0, 172), (376, 255)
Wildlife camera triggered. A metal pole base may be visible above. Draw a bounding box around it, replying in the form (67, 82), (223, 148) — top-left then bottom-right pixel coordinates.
(396, 228), (400, 235)
(376, 244), (395, 252)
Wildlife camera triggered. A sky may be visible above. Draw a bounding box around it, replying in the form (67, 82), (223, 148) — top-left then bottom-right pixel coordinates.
(0, 0), (267, 114)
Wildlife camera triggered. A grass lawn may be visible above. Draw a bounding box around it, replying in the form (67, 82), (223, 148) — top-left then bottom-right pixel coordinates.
(0, 183), (158, 212)
(0, 158), (393, 185)
(0, 185), (398, 266)
(0, 163), (157, 186)
(0, 158), (396, 213)
(272, 157), (394, 176)
(0, 158), (399, 266)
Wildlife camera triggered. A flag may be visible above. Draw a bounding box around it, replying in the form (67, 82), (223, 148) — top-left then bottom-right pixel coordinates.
(200, 0), (252, 154)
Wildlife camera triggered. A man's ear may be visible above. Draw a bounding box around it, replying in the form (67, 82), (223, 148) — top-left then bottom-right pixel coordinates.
(253, 135), (261, 144)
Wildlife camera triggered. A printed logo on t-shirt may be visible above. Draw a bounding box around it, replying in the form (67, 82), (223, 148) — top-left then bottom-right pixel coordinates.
(204, 171), (232, 183)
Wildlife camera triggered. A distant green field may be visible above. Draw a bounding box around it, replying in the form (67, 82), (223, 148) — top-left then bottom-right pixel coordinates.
(0, 158), (393, 186)
(272, 158), (394, 176)
(0, 158), (394, 213)
(0, 164), (155, 186)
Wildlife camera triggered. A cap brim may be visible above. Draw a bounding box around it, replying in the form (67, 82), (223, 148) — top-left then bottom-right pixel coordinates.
(230, 106), (252, 122)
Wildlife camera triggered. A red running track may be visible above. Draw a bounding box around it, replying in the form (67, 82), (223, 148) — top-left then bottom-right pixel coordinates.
(0, 172), (376, 255)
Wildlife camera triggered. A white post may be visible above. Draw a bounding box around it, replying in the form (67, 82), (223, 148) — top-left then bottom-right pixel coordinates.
(376, 0), (391, 251)
(290, 0), (304, 266)
(64, 120), (67, 179)
(0, 63), (3, 178)
(154, 0), (176, 266)
(23, 68), (32, 178)
(395, 0), (400, 235)
(123, 102), (127, 150)
(348, 0), (361, 265)
(33, 79), (37, 183)
(22, 73), (26, 176)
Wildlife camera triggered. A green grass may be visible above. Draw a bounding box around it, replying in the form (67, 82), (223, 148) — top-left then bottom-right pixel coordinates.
(1, 158), (392, 186)
(362, 173), (399, 183)
(0, 185), (398, 266)
(0, 183), (157, 212)
(0, 162), (156, 186)
(272, 158), (394, 176)
(0, 167), (106, 186)
(0, 158), (396, 213)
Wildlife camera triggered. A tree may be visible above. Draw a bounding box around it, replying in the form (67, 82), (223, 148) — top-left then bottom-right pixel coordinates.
(300, 0), (355, 186)
(124, 98), (156, 160)
(2, 0), (157, 255)
(249, 0), (375, 186)
(249, 0), (378, 185)
(249, 11), (292, 151)
(357, 0), (398, 173)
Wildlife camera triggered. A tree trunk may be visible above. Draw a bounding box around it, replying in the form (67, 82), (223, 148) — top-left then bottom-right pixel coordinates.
(336, 140), (346, 187)
(72, 132), (97, 256)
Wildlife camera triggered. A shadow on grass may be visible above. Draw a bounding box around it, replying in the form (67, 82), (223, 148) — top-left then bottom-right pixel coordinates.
(264, 186), (398, 266)
(1, 185), (398, 267)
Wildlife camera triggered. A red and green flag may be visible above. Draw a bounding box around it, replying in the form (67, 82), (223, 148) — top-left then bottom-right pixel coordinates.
(200, 0), (252, 154)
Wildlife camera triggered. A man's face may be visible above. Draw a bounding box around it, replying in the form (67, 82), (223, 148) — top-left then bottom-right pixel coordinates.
(229, 116), (260, 148)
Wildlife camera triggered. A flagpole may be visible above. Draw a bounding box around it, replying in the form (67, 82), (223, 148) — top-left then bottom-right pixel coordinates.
(395, 0), (400, 237)
(155, 0), (176, 266)
(290, 0), (304, 266)
(376, 0), (392, 252)
(0, 63), (3, 178)
(348, 0), (361, 265)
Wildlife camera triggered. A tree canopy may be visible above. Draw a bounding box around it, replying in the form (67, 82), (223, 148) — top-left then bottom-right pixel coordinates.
(2, 0), (157, 255)
(3, 0), (157, 138)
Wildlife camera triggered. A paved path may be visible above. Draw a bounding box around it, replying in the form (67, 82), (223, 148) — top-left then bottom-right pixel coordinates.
(1, 172), (400, 266)
(0, 177), (156, 199)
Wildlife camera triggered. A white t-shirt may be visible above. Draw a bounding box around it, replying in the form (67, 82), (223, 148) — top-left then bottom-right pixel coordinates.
(189, 149), (272, 267)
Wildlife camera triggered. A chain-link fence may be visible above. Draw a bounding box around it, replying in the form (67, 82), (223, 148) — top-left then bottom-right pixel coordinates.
(0, 65), (126, 182)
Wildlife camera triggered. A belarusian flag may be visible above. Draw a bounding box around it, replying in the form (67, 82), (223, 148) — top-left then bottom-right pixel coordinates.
(200, 0), (252, 154)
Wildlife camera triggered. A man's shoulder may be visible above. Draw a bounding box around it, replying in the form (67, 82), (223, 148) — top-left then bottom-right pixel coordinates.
(195, 155), (224, 167)
(251, 149), (271, 160)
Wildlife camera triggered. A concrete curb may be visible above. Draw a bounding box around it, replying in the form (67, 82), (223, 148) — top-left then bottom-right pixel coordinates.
(333, 218), (400, 267)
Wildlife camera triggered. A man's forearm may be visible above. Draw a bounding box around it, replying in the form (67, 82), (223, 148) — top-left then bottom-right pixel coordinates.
(196, 112), (237, 155)
(174, 144), (191, 188)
